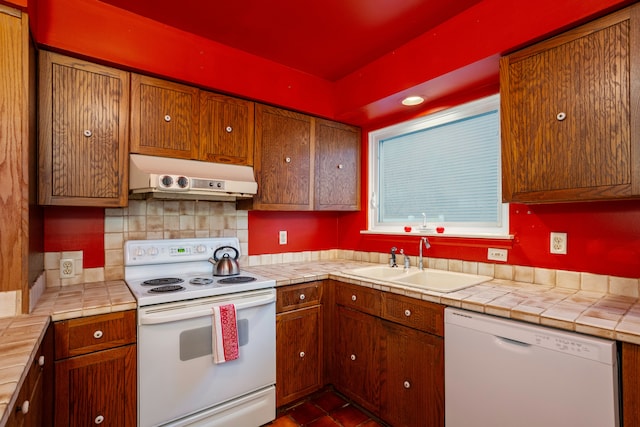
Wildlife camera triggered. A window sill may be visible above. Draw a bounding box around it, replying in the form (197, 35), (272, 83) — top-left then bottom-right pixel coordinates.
(360, 229), (514, 249)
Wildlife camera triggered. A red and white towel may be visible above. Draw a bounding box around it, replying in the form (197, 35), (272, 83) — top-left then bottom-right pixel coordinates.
(211, 304), (239, 364)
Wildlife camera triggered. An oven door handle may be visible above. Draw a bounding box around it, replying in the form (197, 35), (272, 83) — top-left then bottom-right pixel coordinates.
(139, 291), (275, 325)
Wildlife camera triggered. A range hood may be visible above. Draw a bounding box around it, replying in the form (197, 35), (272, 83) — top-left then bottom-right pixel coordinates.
(129, 154), (257, 201)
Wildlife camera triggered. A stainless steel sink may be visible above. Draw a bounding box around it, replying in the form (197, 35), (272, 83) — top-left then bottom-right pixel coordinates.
(344, 265), (491, 293)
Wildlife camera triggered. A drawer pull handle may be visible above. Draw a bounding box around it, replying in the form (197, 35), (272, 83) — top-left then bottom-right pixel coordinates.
(299, 294), (306, 300)
(18, 400), (29, 415)
(299, 351), (305, 358)
(337, 164), (344, 169)
(95, 415), (104, 424)
(556, 112), (566, 121)
(351, 295), (357, 301)
(225, 126), (233, 133)
(164, 114), (171, 122)
(38, 355), (45, 367)
(350, 354), (356, 361)
(404, 309), (412, 317)
(285, 157), (291, 163)
(83, 129), (92, 137)
(93, 330), (104, 339)
(404, 380), (411, 389)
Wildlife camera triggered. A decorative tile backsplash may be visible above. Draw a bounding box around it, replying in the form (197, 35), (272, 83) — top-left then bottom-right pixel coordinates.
(36, 198), (640, 301)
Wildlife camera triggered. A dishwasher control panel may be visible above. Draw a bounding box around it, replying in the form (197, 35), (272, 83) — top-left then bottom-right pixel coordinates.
(534, 334), (598, 357)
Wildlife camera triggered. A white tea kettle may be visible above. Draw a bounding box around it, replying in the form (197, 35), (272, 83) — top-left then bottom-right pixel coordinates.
(209, 246), (240, 276)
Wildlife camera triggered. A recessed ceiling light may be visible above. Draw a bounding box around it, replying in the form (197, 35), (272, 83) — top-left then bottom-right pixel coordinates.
(401, 96), (424, 106)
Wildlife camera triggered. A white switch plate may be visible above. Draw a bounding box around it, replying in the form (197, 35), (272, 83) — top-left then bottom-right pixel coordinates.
(550, 232), (567, 254)
(279, 230), (287, 245)
(487, 248), (508, 262)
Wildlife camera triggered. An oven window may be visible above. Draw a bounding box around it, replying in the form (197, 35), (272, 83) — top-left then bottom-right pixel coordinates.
(179, 319), (249, 361)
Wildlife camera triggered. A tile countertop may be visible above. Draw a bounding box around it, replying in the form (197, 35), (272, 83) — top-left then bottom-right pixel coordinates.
(2, 261), (640, 424)
(244, 260), (640, 345)
(0, 280), (136, 425)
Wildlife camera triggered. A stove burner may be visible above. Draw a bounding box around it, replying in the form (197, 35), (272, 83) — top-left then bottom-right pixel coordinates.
(190, 277), (214, 286)
(148, 285), (185, 293)
(218, 276), (257, 284)
(142, 277), (184, 287)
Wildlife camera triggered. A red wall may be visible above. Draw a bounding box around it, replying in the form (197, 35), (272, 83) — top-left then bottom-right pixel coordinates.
(36, 0), (640, 279)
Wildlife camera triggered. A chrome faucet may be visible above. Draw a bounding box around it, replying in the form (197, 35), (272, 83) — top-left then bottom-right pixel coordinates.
(400, 249), (410, 270)
(390, 246), (398, 267)
(418, 237), (431, 270)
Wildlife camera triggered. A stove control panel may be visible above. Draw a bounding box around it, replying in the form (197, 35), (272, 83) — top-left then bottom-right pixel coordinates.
(124, 238), (240, 266)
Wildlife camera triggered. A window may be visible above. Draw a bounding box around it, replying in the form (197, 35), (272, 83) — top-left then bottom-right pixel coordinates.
(368, 95), (508, 236)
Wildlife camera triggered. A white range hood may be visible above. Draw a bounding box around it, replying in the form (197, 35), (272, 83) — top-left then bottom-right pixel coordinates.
(129, 154), (257, 201)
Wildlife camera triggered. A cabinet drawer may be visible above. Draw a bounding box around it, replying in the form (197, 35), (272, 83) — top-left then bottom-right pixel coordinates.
(54, 311), (136, 359)
(335, 282), (381, 317)
(277, 281), (323, 313)
(382, 293), (444, 336)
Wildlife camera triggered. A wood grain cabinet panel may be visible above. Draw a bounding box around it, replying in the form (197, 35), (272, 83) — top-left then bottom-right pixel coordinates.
(501, 4), (640, 202)
(314, 119), (361, 210)
(130, 73), (199, 159)
(199, 92), (254, 165)
(53, 311), (136, 427)
(253, 104), (314, 210)
(276, 282), (324, 406)
(38, 51), (129, 207)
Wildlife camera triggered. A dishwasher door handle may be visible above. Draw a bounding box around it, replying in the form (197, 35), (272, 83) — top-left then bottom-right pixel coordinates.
(495, 335), (533, 353)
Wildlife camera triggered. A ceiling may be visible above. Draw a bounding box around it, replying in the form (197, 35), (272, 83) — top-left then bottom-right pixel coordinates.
(99, 0), (483, 82)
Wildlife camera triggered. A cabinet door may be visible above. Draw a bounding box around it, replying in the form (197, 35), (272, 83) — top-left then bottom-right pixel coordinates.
(54, 345), (136, 427)
(38, 51), (129, 207)
(130, 73), (199, 159)
(501, 5), (640, 202)
(276, 306), (323, 406)
(334, 306), (380, 414)
(380, 320), (444, 427)
(315, 119), (361, 210)
(253, 104), (313, 210)
(199, 92), (254, 165)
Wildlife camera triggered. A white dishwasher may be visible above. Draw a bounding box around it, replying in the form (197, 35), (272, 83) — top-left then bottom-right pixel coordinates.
(445, 307), (619, 427)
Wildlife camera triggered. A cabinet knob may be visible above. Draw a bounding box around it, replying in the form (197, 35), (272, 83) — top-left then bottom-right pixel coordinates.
(164, 114), (171, 122)
(299, 351), (305, 358)
(337, 164), (344, 169)
(351, 294), (357, 301)
(350, 354), (356, 361)
(556, 112), (567, 121)
(95, 415), (104, 424)
(83, 129), (92, 137)
(404, 309), (412, 317)
(404, 380), (411, 389)
(93, 330), (104, 339)
(285, 157), (291, 163)
(17, 400), (29, 415)
(38, 355), (45, 367)
(225, 126), (233, 133)
(299, 293), (306, 300)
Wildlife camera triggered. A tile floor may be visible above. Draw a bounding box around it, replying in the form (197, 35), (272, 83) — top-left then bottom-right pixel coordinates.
(265, 387), (386, 427)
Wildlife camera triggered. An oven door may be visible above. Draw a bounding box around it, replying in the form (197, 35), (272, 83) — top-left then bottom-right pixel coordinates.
(137, 288), (276, 427)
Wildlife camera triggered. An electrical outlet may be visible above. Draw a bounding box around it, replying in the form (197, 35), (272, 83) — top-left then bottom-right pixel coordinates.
(60, 258), (75, 278)
(550, 232), (567, 254)
(279, 230), (287, 245)
(487, 248), (508, 262)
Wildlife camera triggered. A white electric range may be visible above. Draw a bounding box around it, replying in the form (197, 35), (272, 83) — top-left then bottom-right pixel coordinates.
(124, 237), (276, 427)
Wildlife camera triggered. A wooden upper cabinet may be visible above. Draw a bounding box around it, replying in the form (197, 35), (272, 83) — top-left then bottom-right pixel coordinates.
(253, 104), (314, 210)
(199, 92), (254, 165)
(130, 73), (199, 159)
(501, 4), (640, 203)
(38, 51), (129, 207)
(315, 119), (361, 210)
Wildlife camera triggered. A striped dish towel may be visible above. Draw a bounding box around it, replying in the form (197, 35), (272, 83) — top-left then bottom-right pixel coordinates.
(211, 304), (239, 363)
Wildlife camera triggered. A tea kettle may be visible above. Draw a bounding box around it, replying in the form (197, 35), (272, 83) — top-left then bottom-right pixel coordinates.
(209, 246), (240, 276)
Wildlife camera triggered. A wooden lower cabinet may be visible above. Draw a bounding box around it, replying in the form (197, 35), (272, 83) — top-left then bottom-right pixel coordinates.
(53, 311), (136, 426)
(380, 320), (444, 427)
(276, 282), (324, 406)
(5, 324), (53, 427)
(334, 306), (381, 414)
(622, 342), (640, 427)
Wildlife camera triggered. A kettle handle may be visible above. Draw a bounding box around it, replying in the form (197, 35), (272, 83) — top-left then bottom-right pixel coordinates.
(213, 246), (239, 262)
